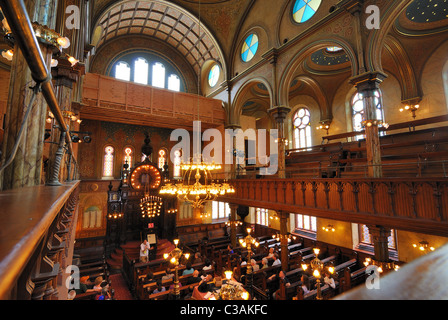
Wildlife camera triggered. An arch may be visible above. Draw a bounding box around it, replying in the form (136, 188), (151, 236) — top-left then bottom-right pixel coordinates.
(278, 37), (358, 107)
(383, 35), (421, 102)
(366, 0), (415, 73)
(231, 77), (274, 126)
(93, 0), (227, 80)
(102, 145), (115, 178)
(292, 75), (330, 120)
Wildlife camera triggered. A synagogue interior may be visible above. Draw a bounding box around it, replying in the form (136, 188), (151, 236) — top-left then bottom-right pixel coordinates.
(1, 0), (448, 302)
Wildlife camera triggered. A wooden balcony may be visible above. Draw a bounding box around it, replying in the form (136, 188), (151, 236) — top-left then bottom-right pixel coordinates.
(219, 177), (448, 237)
(79, 73), (226, 130)
(0, 182), (80, 299)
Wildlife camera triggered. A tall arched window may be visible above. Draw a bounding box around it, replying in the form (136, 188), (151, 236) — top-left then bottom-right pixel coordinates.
(115, 62), (131, 81)
(293, 107), (312, 150)
(152, 62), (165, 88)
(173, 149), (182, 178)
(168, 74), (180, 92)
(158, 149), (167, 171)
(351, 90), (384, 140)
(103, 146), (115, 178)
(134, 58), (149, 85)
(124, 147), (133, 168)
(256, 208), (269, 226)
(359, 225), (397, 250)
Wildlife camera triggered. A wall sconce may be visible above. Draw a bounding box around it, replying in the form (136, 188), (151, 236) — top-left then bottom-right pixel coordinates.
(274, 137), (290, 145)
(363, 257), (400, 273)
(399, 104), (420, 119)
(70, 131), (92, 144)
(225, 220), (243, 227)
(412, 241), (435, 253)
(200, 212), (210, 219)
(1, 49), (13, 61)
(272, 232), (297, 242)
(322, 225), (335, 232)
(316, 120), (332, 135)
(107, 212), (124, 219)
(167, 209), (178, 214)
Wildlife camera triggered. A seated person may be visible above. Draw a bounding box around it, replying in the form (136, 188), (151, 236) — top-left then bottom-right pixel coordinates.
(265, 247), (275, 260)
(250, 259), (260, 272)
(96, 283), (112, 300)
(202, 259), (213, 271)
(261, 258), (269, 269)
(162, 268), (174, 281)
(74, 276), (98, 295)
(269, 270), (290, 300)
(227, 245), (234, 254)
(197, 274), (214, 293)
(182, 262), (195, 276)
(193, 252), (203, 264)
(93, 276), (104, 291)
(271, 253), (281, 266)
(324, 271), (336, 289)
(152, 280), (166, 294)
(300, 274), (311, 295)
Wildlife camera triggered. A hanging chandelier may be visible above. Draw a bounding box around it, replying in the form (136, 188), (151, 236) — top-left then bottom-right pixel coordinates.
(140, 194), (163, 218)
(159, 0), (235, 209)
(159, 158), (235, 209)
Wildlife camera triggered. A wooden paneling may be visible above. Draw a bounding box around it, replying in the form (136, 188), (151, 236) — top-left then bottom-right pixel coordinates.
(80, 73), (225, 130)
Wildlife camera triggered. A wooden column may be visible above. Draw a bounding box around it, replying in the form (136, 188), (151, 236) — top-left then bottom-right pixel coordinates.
(225, 124), (241, 180)
(268, 106), (291, 178)
(350, 72), (387, 178)
(229, 203), (238, 248)
(278, 211), (289, 272)
(0, 0), (59, 190)
(367, 225), (391, 263)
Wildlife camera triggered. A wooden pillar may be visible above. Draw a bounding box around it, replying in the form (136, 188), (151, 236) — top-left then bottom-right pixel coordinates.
(0, 0), (59, 190)
(367, 225), (391, 263)
(229, 203), (238, 248)
(278, 211), (289, 272)
(350, 72), (387, 178)
(224, 124), (241, 180)
(268, 106), (291, 178)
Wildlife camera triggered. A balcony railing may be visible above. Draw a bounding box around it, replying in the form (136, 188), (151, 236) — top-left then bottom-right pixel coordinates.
(219, 177), (448, 237)
(0, 182), (80, 300)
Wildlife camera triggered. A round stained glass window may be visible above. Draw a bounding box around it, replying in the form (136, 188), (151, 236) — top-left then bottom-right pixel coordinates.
(241, 33), (259, 62)
(208, 64), (220, 87)
(292, 0), (322, 24)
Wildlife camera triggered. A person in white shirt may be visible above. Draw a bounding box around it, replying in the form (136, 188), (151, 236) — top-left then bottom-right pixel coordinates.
(140, 240), (151, 262)
(272, 253), (281, 266)
(324, 271), (336, 289)
(250, 259), (260, 272)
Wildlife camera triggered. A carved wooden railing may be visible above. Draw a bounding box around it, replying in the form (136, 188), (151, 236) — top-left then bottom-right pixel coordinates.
(0, 182), (80, 300)
(219, 178), (448, 237)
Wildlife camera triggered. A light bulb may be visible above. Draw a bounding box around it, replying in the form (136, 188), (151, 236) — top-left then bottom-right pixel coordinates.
(57, 36), (71, 49)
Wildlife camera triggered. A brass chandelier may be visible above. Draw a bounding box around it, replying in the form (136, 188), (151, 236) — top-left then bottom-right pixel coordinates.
(140, 193), (163, 218)
(159, 158), (235, 209)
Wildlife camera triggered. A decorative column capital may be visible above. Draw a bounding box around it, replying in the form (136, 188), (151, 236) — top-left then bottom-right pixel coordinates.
(349, 71), (388, 93)
(51, 57), (85, 88)
(268, 105), (291, 124)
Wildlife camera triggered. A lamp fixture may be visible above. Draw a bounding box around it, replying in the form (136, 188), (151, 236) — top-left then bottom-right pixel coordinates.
(300, 248), (335, 300)
(316, 120), (331, 135)
(167, 208), (178, 214)
(412, 241), (435, 253)
(140, 194), (163, 219)
(272, 232), (297, 242)
(399, 104), (420, 119)
(219, 270), (249, 300)
(362, 119), (389, 129)
(107, 211), (124, 220)
(322, 225), (335, 232)
(225, 220), (243, 228)
(363, 257), (400, 273)
(163, 239), (190, 299)
(1, 49), (13, 61)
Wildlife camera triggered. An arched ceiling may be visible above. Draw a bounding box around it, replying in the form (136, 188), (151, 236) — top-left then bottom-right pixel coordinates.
(94, 0), (226, 74)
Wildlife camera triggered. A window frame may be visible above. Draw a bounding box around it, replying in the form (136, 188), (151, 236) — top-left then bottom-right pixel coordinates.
(103, 145), (115, 178)
(293, 107), (312, 150)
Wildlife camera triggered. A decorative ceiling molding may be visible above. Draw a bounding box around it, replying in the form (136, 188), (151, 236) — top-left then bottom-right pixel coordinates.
(93, 0), (226, 74)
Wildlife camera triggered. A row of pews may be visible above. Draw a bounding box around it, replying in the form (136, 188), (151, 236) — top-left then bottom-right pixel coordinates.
(125, 230), (386, 300)
(285, 118), (448, 179)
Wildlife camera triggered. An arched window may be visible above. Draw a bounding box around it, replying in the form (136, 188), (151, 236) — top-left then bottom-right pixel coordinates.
(124, 147), (133, 168)
(158, 149), (167, 171)
(103, 146), (115, 178)
(293, 107), (312, 150)
(295, 214), (317, 232)
(256, 208), (269, 226)
(359, 225), (397, 250)
(351, 90), (384, 140)
(134, 58), (149, 85)
(208, 64), (220, 87)
(168, 74), (180, 92)
(152, 62), (165, 88)
(173, 149), (182, 178)
(115, 61), (131, 81)
(212, 201), (230, 220)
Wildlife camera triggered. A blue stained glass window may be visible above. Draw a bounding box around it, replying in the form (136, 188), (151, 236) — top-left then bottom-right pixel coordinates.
(293, 0), (322, 23)
(241, 33), (259, 62)
(208, 64), (220, 87)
